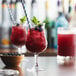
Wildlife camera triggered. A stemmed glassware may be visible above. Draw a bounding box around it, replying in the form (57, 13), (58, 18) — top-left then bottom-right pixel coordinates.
(7, 0), (47, 71)
(26, 23), (47, 71)
(21, 0), (47, 70)
(7, 0), (27, 55)
(11, 25), (27, 54)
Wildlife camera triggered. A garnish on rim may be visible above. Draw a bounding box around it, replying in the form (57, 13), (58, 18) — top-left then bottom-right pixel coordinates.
(31, 16), (42, 26)
(31, 16), (44, 32)
(20, 16), (26, 24)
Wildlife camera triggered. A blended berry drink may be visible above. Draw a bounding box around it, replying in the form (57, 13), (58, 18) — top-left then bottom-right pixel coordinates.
(11, 25), (26, 47)
(58, 34), (75, 56)
(26, 27), (47, 54)
(57, 27), (75, 64)
(25, 16), (47, 70)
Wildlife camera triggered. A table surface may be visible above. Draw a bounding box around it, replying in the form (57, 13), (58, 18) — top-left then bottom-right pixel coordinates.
(0, 48), (57, 56)
(0, 56), (76, 76)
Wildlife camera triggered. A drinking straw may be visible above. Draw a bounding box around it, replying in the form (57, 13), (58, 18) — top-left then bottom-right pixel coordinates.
(7, 2), (16, 26)
(21, 0), (31, 28)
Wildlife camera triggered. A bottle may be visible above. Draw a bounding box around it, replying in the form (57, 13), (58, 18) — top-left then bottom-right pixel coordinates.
(0, 0), (11, 48)
(31, 0), (38, 18)
(37, 0), (46, 22)
(69, 5), (76, 27)
(10, 0), (16, 21)
(66, 0), (72, 22)
(54, 0), (68, 49)
(9, 0), (17, 49)
(44, 0), (55, 48)
(31, 0), (45, 22)
(16, 0), (25, 23)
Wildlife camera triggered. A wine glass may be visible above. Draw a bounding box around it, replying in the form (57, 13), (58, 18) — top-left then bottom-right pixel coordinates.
(0, 0), (27, 67)
(26, 23), (47, 71)
(6, 0), (27, 55)
(11, 24), (27, 54)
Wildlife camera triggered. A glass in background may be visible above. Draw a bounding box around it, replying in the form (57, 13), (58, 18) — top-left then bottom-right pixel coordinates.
(57, 27), (75, 65)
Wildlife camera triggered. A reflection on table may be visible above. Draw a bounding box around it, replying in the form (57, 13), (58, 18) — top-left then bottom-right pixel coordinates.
(0, 57), (76, 76)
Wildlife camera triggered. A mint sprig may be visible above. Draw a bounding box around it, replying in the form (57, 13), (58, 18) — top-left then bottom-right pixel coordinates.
(20, 16), (26, 24)
(31, 16), (41, 26)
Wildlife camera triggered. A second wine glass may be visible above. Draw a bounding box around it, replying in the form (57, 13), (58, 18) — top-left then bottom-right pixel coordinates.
(11, 24), (27, 54)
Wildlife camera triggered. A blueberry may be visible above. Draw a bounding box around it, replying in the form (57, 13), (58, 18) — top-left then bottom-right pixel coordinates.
(35, 26), (39, 30)
(35, 26), (43, 32)
(39, 27), (43, 32)
(16, 24), (20, 26)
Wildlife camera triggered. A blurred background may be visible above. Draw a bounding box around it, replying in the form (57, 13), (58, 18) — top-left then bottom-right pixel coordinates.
(0, 0), (76, 51)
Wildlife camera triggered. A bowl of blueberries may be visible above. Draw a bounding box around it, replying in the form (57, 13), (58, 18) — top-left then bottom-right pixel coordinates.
(0, 52), (24, 66)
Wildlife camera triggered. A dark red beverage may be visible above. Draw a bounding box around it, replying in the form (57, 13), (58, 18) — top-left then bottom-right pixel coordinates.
(11, 25), (26, 46)
(58, 34), (75, 56)
(26, 28), (47, 54)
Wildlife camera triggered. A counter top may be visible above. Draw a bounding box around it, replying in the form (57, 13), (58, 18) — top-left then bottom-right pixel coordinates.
(0, 48), (57, 56)
(0, 56), (75, 76)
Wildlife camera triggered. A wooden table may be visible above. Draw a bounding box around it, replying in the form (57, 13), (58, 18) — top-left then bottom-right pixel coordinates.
(0, 56), (76, 76)
(0, 48), (57, 56)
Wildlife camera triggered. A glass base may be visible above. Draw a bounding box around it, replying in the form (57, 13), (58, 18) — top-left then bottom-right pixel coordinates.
(27, 54), (46, 72)
(27, 66), (46, 72)
(57, 55), (75, 66)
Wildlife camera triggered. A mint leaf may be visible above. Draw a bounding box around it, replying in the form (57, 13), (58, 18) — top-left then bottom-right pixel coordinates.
(20, 16), (26, 24)
(31, 16), (40, 25)
(43, 17), (50, 23)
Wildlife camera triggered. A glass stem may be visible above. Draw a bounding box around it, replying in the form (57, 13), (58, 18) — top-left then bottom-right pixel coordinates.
(34, 54), (38, 69)
(18, 47), (22, 54)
